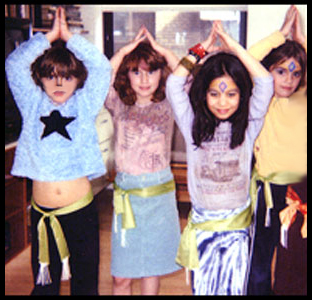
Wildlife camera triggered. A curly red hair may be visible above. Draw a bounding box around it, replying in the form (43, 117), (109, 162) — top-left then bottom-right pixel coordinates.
(114, 42), (171, 105)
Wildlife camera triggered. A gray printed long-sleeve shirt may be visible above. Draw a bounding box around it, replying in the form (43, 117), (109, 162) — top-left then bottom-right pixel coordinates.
(166, 74), (273, 211)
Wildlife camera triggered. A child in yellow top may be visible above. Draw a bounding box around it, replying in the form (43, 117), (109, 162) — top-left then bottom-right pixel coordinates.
(247, 5), (307, 295)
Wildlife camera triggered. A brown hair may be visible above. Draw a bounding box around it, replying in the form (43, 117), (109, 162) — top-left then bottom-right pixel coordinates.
(31, 40), (88, 90)
(113, 42), (171, 105)
(261, 39), (307, 90)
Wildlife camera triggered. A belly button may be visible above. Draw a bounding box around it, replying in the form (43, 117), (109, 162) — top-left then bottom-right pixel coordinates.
(56, 188), (62, 195)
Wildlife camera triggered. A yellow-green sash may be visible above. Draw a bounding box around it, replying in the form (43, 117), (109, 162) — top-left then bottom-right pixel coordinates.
(176, 204), (252, 270)
(249, 168), (304, 213)
(176, 168), (304, 271)
(31, 189), (93, 285)
(113, 179), (175, 230)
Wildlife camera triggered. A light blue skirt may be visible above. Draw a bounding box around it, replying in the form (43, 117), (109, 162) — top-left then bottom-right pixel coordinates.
(111, 167), (181, 278)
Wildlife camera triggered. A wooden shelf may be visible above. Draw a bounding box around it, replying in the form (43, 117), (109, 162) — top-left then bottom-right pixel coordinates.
(5, 146), (28, 263)
(171, 162), (190, 203)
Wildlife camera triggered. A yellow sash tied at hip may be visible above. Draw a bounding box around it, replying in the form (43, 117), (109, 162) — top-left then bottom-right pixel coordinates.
(176, 204), (252, 270)
(31, 189), (93, 286)
(249, 168), (304, 214)
(113, 179), (176, 230)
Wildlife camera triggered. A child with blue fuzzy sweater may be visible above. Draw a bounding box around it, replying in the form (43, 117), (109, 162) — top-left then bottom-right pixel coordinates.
(5, 8), (111, 295)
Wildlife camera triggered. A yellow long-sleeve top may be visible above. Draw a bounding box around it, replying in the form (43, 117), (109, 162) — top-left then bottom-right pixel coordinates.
(249, 31), (307, 177)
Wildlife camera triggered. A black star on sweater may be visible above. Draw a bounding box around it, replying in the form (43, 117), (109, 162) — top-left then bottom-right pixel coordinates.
(40, 110), (76, 140)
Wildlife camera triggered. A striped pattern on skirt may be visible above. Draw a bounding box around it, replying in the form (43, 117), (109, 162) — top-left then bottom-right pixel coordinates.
(191, 203), (250, 295)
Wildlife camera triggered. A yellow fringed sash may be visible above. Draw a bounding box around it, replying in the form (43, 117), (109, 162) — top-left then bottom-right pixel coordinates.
(176, 168), (304, 271)
(249, 168), (304, 214)
(176, 204), (252, 270)
(32, 189), (93, 285)
(113, 179), (175, 230)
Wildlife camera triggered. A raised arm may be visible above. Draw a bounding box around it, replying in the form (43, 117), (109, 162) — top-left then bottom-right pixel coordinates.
(144, 27), (180, 71)
(110, 25), (180, 74)
(50, 7), (111, 115)
(172, 22), (218, 77)
(46, 7), (72, 43)
(214, 21), (270, 78)
(110, 26), (146, 74)
(248, 5), (306, 61)
(281, 5), (306, 47)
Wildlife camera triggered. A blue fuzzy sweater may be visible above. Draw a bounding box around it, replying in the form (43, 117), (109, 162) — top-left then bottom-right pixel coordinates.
(5, 33), (111, 181)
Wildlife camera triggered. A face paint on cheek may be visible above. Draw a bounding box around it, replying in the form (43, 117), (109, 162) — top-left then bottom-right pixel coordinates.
(218, 81), (228, 93)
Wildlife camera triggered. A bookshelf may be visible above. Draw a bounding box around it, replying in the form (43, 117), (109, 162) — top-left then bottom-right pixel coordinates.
(5, 5), (86, 34)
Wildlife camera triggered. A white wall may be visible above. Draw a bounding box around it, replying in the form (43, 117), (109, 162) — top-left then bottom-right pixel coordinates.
(80, 5), (104, 51)
(246, 4), (307, 48)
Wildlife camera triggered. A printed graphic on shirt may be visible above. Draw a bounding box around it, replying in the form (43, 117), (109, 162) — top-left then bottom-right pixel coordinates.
(40, 110), (76, 140)
(200, 159), (240, 182)
(120, 123), (166, 170)
(115, 103), (172, 174)
(193, 125), (249, 209)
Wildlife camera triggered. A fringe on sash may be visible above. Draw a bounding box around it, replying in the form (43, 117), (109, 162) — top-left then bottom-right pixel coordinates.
(36, 263), (52, 286)
(61, 256), (71, 281)
(36, 256), (71, 286)
(114, 213), (127, 248)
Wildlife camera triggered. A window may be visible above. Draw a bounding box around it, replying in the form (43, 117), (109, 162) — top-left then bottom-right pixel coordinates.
(104, 8), (247, 161)
(109, 10), (246, 58)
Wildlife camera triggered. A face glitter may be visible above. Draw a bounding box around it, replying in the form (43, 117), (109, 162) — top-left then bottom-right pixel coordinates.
(219, 81), (227, 93)
(288, 61), (296, 72)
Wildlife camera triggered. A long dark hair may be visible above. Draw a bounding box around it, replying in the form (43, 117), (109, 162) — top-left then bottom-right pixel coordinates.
(190, 52), (253, 149)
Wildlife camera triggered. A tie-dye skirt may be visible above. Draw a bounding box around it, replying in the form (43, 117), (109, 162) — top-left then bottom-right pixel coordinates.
(191, 203), (251, 295)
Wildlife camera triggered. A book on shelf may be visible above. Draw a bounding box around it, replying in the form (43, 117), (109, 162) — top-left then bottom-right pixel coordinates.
(5, 5), (30, 19)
